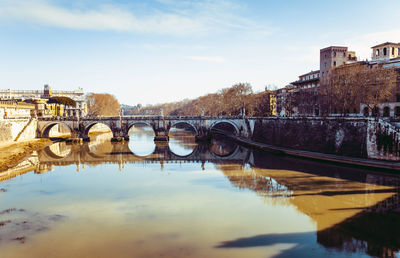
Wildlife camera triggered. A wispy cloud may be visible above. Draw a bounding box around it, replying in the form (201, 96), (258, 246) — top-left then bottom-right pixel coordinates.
(187, 55), (226, 63)
(0, 0), (276, 37)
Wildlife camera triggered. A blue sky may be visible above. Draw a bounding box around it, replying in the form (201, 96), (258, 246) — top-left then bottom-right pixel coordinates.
(0, 0), (399, 105)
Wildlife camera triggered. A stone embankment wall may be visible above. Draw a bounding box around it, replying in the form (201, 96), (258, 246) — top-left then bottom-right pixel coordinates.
(367, 119), (400, 161)
(0, 118), (37, 145)
(251, 117), (398, 160)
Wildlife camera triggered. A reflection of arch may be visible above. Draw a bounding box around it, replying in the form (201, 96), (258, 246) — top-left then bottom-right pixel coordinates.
(210, 144), (240, 159)
(43, 143), (72, 159)
(169, 122), (198, 135)
(127, 122), (155, 135)
(168, 141), (197, 158)
(41, 122), (72, 138)
(84, 122), (112, 138)
(210, 120), (240, 135)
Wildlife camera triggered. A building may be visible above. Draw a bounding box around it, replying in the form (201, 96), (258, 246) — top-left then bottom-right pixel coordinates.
(275, 85), (297, 116)
(291, 70), (321, 116)
(0, 85), (87, 117)
(320, 46), (357, 77)
(371, 42), (400, 62)
(0, 100), (35, 119)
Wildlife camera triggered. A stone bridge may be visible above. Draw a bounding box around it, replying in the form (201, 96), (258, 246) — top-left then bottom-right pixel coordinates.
(37, 116), (256, 141)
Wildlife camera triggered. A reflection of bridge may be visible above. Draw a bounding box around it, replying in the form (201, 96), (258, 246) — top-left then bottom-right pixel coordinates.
(37, 116), (256, 140)
(37, 141), (251, 169)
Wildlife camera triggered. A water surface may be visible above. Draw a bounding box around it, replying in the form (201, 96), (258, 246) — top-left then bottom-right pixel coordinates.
(0, 129), (400, 257)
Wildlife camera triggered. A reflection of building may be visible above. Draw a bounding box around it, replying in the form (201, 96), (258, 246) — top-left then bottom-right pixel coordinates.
(0, 85), (87, 117)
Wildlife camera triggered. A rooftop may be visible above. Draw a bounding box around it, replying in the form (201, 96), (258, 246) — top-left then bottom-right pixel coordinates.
(320, 46), (348, 52)
(371, 42), (400, 48)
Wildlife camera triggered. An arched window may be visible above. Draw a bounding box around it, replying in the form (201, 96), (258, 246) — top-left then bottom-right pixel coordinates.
(395, 107), (400, 117)
(392, 47), (395, 56)
(363, 107), (369, 117)
(383, 106), (390, 117)
(383, 47), (387, 56)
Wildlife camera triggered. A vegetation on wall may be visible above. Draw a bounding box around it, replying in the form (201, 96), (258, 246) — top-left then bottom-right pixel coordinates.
(47, 96), (76, 107)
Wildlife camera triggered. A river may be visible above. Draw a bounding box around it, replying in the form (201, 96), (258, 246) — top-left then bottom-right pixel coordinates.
(0, 127), (399, 258)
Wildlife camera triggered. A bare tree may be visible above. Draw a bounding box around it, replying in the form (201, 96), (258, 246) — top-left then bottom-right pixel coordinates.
(361, 65), (398, 114)
(318, 63), (397, 116)
(86, 93), (120, 116)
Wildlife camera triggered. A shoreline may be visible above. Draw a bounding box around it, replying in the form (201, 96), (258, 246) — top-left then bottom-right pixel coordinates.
(0, 139), (53, 172)
(221, 134), (400, 172)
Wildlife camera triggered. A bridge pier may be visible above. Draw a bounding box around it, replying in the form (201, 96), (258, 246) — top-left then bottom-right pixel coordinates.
(194, 126), (211, 142)
(154, 129), (169, 142)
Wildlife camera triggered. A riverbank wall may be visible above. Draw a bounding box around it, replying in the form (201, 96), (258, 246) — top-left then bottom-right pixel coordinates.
(251, 117), (400, 161)
(0, 118), (37, 145)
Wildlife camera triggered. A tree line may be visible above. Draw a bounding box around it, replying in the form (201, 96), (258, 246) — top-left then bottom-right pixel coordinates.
(136, 83), (274, 116)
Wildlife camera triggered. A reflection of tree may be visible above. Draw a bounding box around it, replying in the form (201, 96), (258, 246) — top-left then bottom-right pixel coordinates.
(216, 165), (291, 197)
(209, 137), (237, 156)
(169, 129), (196, 151)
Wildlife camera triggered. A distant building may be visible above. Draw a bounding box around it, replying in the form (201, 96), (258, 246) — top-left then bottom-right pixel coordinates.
(371, 42), (400, 62)
(0, 100), (35, 119)
(275, 85), (297, 116)
(291, 70), (320, 116)
(320, 46), (357, 77)
(0, 85), (87, 117)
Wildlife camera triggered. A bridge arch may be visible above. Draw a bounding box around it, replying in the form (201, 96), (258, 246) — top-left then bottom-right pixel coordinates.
(209, 120), (240, 135)
(169, 121), (198, 136)
(40, 122), (73, 138)
(127, 122), (155, 135)
(83, 122), (113, 138)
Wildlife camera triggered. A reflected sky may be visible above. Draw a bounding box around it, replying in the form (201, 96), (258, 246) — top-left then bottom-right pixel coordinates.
(128, 125), (156, 156)
(1, 132), (400, 257)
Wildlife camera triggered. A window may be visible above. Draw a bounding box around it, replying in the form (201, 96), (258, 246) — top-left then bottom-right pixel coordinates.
(363, 107), (369, 117)
(383, 106), (390, 117)
(395, 107), (400, 117)
(343, 52), (346, 57)
(376, 49), (380, 56)
(383, 47), (387, 56)
(392, 47), (395, 56)
(333, 61), (336, 66)
(333, 51), (336, 57)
